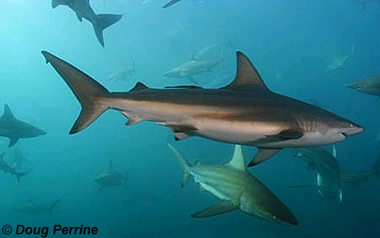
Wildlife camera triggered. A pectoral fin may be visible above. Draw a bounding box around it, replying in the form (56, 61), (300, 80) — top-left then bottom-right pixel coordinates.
(248, 148), (281, 167)
(9, 137), (19, 147)
(191, 200), (237, 218)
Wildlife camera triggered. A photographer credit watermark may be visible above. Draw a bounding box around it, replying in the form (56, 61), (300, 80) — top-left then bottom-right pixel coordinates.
(2, 224), (98, 237)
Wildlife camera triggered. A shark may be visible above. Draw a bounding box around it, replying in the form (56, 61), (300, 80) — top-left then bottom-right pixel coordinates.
(108, 57), (135, 82)
(168, 144), (298, 225)
(0, 152), (30, 183)
(13, 198), (61, 216)
(340, 152), (380, 186)
(324, 44), (355, 74)
(94, 160), (128, 193)
(162, 51), (223, 83)
(353, 0), (380, 9)
(0, 104), (46, 147)
(163, 0), (182, 8)
(293, 147), (343, 202)
(345, 74), (380, 97)
(41, 50), (363, 167)
(51, 0), (123, 47)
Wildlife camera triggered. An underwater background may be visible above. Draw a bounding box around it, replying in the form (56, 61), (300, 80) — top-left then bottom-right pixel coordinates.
(1, 0), (380, 237)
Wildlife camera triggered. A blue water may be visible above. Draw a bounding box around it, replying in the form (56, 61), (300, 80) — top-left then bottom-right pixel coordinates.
(1, 0), (380, 237)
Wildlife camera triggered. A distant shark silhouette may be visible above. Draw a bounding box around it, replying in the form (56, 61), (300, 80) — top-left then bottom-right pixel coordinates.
(0, 152), (30, 183)
(95, 160), (128, 193)
(0, 104), (45, 147)
(13, 198), (61, 216)
(324, 44), (355, 74)
(51, 0), (123, 47)
(163, 0), (182, 8)
(345, 74), (380, 97)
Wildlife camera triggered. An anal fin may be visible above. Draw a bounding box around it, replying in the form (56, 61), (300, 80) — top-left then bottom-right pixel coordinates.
(191, 200), (237, 218)
(248, 148), (281, 167)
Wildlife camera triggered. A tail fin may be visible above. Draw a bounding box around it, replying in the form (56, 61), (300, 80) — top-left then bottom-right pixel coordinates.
(167, 144), (190, 187)
(16, 171), (31, 183)
(52, 0), (67, 8)
(49, 198), (61, 216)
(163, 0), (182, 8)
(42, 51), (111, 134)
(94, 14), (123, 47)
(372, 153), (380, 178)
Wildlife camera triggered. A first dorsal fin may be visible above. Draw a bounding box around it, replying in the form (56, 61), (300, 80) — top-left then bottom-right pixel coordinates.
(2, 104), (15, 119)
(108, 160), (114, 171)
(130, 82), (148, 92)
(226, 145), (246, 170)
(222, 52), (269, 90)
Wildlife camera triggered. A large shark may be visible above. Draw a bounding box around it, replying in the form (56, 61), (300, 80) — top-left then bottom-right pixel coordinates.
(340, 152), (380, 186)
(0, 104), (45, 147)
(162, 52), (223, 83)
(345, 74), (380, 97)
(293, 147), (343, 202)
(168, 144), (298, 225)
(13, 198), (61, 216)
(41, 50), (363, 167)
(51, 0), (123, 47)
(0, 152), (30, 183)
(95, 160), (128, 193)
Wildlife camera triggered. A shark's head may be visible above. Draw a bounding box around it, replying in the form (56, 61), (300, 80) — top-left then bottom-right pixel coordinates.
(23, 124), (46, 138)
(295, 110), (363, 146)
(240, 193), (299, 226)
(345, 79), (380, 96)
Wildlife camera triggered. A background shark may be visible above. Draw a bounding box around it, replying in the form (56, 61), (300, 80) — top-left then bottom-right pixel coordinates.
(108, 57), (135, 82)
(340, 152), (380, 186)
(345, 74), (380, 97)
(42, 50), (363, 167)
(168, 144), (298, 226)
(13, 198), (61, 216)
(162, 51), (223, 83)
(51, 0), (122, 47)
(95, 160), (128, 193)
(324, 44), (355, 74)
(0, 104), (45, 147)
(0, 152), (30, 183)
(293, 147), (343, 202)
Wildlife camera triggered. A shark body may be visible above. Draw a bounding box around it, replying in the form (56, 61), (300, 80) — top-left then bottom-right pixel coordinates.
(0, 104), (45, 147)
(95, 160), (128, 193)
(52, 0), (122, 47)
(41, 50), (363, 167)
(168, 144), (298, 226)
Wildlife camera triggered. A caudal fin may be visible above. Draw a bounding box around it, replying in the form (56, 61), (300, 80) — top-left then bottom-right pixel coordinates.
(163, 0), (182, 8)
(49, 198), (61, 216)
(42, 51), (111, 134)
(16, 171), (31, 183)
(167, 144), (191, 187)
(94, 14), (123, 47)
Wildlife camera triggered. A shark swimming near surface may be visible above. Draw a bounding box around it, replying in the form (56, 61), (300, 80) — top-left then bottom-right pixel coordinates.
(345, 74), (380, 97)
(162, 51), (223, 83)
(0, 152), (30, 183)
(292, 146), (343, 202)
(13, 198), (61, 216)
(41, 50), (363, 167)
(51, 0), (123, 47)
(168, 144), (298, 226)
(95, 160), (128, 193)
(0, 104), (45, 147)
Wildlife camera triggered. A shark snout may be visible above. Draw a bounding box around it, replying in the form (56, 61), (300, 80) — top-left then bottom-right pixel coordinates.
(341, 122), (364, 137)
